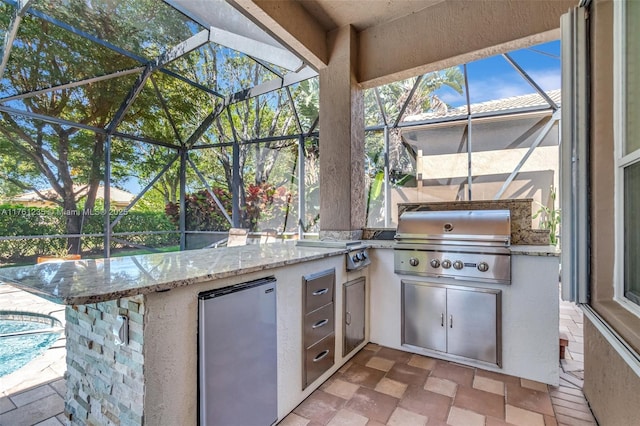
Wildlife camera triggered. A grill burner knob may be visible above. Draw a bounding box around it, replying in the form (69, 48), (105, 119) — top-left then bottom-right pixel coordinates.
(453, 260), (464, 270)
(477, 262), (489, 272)
(358, 252), (367, 261)
(441, 259), (452, 269)
(352, 254), (360, 263)
(430, 259), (440, 268)
(409, 258), (420, 267)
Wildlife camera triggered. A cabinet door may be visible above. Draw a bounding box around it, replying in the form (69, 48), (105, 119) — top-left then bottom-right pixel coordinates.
(447, 288), (499, 364)
(343, 277), (366, 356)
(402, 281), (447, 352)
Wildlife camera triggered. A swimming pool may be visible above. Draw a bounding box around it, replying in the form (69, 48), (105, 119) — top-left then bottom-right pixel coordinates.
(0, 311), (63, 377)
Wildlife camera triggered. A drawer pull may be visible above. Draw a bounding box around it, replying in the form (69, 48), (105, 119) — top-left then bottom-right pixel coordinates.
(312, 288), (329, 296)
(313, 350), (330, 362)
(312, 319), (329, 329)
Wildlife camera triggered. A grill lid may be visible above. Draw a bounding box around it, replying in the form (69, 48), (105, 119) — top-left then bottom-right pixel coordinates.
(395, 209), (511, 246)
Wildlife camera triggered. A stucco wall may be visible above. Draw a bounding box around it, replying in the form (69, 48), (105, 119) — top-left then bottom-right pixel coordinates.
(369, 248), (560, 385)
(143, 255), (369, 425)
(586, 0), (640, 424)
(583, 319), (640, 425)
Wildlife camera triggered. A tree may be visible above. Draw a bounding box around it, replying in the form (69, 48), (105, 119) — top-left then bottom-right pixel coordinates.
(363, 68), (465, 225)
(0, 2), (210, 253)
(0, 10), (140, 253)
(367, 69), (465, 175)
(196, 55), (310, 230)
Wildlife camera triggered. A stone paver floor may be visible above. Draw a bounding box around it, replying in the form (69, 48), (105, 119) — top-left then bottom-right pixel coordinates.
(282, 339), (597, 426)
(0, 285), (597, 426)
(0, 285), (66, 425)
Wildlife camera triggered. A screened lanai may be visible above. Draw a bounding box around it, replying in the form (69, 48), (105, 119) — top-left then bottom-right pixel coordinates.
(0, 0), (560, 266)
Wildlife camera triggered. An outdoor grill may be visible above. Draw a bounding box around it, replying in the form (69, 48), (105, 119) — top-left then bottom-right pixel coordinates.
(394, 209), (512, 285)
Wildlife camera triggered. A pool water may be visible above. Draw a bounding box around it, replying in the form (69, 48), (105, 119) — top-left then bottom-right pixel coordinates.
(0, 314), (63, 377)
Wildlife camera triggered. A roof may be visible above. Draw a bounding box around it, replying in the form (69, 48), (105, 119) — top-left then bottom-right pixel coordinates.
(404, 89), (561, 122)
(10, 185), (134, 205)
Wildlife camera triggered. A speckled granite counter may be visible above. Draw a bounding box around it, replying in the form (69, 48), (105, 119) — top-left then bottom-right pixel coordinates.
(362, 239), (559, 256)
(0, 242), (346, 305)
(510, 245), (560, 256)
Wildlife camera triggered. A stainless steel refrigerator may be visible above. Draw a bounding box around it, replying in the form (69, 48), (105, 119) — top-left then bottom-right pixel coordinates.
(198, 276), (277, 426)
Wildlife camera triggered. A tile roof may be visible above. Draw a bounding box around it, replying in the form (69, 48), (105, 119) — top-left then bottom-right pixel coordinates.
(10, 185), (134, 204)
(404, 89), (561, 122)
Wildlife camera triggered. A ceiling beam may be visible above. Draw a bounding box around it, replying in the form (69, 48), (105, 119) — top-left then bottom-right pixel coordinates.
(228, 0), (328, 69)
(358, 0), (575, 88)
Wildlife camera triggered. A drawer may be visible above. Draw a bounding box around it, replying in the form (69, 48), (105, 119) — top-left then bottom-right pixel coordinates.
(304, 303), (334, 347)
(304, 334), (335, 388)
(304, 269), (335, 313)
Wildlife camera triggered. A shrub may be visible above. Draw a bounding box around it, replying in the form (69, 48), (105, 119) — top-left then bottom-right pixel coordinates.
(0, 204), (178, 262)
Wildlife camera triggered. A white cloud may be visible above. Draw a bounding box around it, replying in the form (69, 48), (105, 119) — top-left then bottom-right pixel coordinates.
(467, 79), (531, 104)
(466, 67), (560, 104)
(527, 69), (561, 91)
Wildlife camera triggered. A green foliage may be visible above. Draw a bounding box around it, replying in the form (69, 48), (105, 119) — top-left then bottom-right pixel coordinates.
(244, 182), (292, 231)
(166, 188), (232, 231)
(166, 182), (294, 233)
(0, 204), (177, 263)
(363, 68), (465, 226)
(532, 186), (561, 246)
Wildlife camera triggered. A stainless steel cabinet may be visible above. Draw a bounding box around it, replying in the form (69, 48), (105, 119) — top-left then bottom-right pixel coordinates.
(343, 277), (366, 356)
(302, 269), (335, 389)
(403, 283), (447, 353)
(402, 280), (502, 366)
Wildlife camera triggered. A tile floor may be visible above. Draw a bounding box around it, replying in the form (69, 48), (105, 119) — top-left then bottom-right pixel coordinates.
(281, 341), (596, 426)
(0, 286), (598, 426)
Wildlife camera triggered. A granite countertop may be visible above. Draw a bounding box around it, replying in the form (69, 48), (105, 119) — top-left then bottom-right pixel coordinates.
(510, 245), (560, 257)
(0, 243), (346, 305)
(363, 239), (560, 256)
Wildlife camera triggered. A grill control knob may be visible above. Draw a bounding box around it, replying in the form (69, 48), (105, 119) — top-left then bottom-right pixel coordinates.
(430, 259), (440, 268)
(453, 260), (464, 270)
(441, 259), (452, 269)
(352, 254), (360, 263)
(477, 262), (489, 272)
(409, 258), (420, 267)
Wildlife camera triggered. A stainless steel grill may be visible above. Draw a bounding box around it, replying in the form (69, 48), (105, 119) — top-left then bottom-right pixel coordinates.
(394, 209), (511, 284)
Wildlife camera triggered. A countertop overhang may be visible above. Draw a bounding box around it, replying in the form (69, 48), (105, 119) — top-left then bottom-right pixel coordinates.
(0, 240), (559, 306)
(0, 243), (347, 305)
(366, 239), (560, 256)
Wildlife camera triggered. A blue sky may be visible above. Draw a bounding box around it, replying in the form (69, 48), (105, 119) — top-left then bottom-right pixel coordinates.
(435, 40), (561, 107)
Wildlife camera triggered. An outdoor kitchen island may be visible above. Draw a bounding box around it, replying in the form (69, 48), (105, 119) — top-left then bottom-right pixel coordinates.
(0, 239), (560, 425)
(0, 243), (366, 425)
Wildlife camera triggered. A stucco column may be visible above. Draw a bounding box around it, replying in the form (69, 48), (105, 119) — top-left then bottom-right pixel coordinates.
(319, 25), (365, 240)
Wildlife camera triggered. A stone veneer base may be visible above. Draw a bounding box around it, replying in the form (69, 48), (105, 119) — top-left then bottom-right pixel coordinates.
(64, 295), (145, 425)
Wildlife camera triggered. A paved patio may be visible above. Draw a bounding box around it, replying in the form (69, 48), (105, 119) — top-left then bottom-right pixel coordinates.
(0, 284), (596, 426)
(0, 285), (66, 425)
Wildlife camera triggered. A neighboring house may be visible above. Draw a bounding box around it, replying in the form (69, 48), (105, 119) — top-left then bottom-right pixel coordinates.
(386, 90), (561, 224)
(8, 185), (134, 209)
